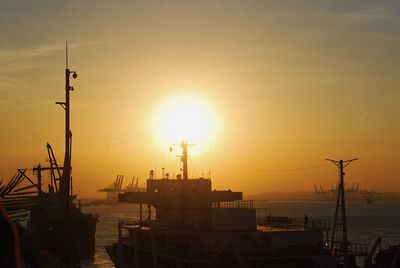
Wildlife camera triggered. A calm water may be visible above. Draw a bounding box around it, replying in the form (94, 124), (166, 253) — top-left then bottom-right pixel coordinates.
(80, 201), (400, 267)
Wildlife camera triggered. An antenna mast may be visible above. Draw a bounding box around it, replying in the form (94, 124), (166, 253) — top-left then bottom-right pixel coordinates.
(66, 41), (68, 69)
(326, 158), (358, 267)
(57, 41), (78, 206)
(181, 141), (189, 180)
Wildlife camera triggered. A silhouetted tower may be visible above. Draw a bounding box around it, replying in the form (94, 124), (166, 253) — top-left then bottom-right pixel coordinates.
(326, 158), (358, 267)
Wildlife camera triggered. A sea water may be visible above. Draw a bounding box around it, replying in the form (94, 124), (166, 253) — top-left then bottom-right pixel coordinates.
(80, 201), (400, 267)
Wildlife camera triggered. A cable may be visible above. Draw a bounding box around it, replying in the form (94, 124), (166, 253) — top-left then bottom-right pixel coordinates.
(216, 158), (329, 172)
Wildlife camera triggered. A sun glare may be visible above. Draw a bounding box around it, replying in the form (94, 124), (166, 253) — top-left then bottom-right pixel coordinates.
(152, 96), (219, 153)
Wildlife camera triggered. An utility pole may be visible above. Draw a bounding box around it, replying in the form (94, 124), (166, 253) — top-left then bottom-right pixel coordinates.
(326, 158), (358, 267)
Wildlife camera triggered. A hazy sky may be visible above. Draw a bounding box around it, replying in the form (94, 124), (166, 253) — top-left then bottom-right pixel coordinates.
(1, 0), (399, 197)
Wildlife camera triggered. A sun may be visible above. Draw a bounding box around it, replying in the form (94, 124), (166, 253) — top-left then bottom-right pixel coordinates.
(151, 96), (219, 153)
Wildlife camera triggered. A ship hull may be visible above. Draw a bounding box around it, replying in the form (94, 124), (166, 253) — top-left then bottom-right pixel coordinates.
(106, 228), (339, 268)
(105, 243), (132, 268)
(29, 198), (98, 262)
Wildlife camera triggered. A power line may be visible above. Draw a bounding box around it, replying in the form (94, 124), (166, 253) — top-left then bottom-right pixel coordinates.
(216, 158), (329, 172)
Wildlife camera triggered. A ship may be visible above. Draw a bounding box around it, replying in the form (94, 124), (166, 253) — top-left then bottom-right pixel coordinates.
(4, 46), (99, 266)
(106, 142), (343, 268)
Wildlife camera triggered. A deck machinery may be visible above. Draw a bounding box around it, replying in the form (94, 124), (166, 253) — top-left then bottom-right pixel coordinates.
(106, 142), (338, 268)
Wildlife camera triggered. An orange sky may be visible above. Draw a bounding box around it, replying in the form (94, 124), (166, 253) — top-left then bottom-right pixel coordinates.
(1, 1), (399, 198)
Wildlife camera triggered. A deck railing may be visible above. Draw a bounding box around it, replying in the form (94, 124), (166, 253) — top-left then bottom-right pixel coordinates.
(212, 200), (254, 209)
(257, 214), (331, 231)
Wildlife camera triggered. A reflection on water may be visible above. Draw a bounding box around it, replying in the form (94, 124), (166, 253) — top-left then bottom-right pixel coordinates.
(80, 201), (400, 267)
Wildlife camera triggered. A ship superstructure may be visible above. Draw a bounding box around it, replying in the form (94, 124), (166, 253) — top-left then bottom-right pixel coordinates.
(106, 142), (338, 268)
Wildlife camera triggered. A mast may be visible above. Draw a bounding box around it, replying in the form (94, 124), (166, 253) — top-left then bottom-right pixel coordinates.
(57, 42), (78, 205)
(180, 141), (191, 226)
(181, 141), (188, 180)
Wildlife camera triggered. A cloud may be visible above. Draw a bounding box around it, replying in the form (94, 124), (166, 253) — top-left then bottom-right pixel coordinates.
(0, 40), (111, 73)
(0, 43), (64, 61)
(0, 40), (112, 93)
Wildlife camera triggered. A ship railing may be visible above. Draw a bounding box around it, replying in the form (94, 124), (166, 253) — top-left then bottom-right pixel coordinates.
(257, 216), (297, 229)
(118, 219), (143, 241)
(257, 216), (331, 230)
(329, 242), (370, 257)
(212, 200), (254, 209)
(119, 219), (142, 227)
(120, 219), (158, 228)
(293, 217), (331, 230)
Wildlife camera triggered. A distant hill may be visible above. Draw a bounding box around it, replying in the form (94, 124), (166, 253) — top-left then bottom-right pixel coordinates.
(245, 191), (400, 201)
